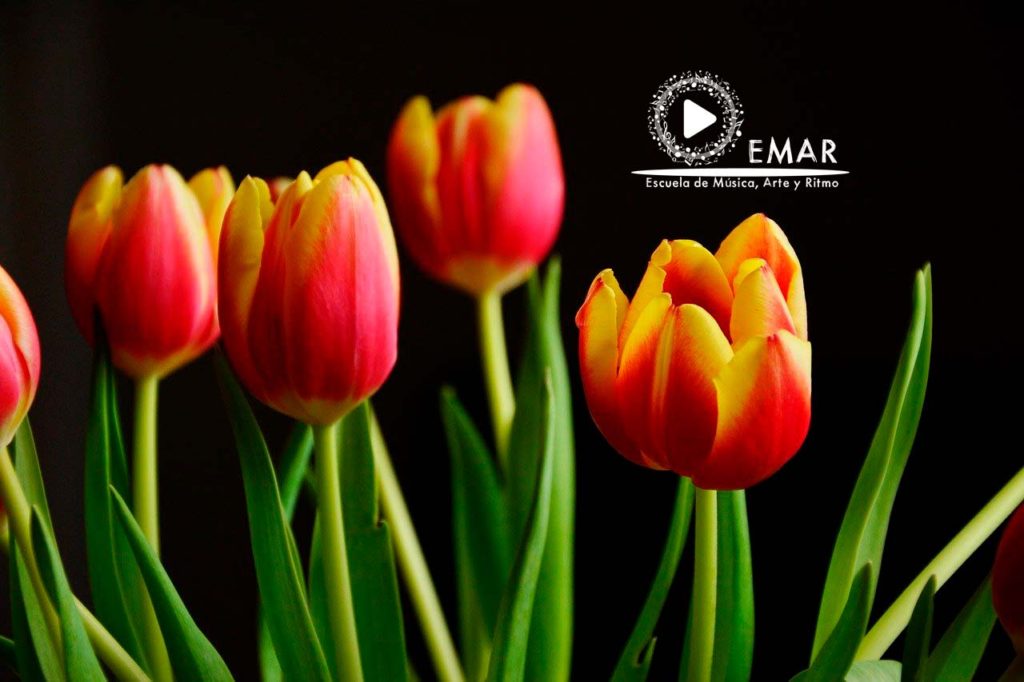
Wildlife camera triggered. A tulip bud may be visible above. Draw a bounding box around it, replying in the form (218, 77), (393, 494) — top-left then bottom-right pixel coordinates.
(994, 505), (1024, 653)
(66, 164), (233, 378)
(576, 214), (811, 490)
(0, 265), (41, 447)
(219, 159), (400, 425)
(387, 83), (564, 296)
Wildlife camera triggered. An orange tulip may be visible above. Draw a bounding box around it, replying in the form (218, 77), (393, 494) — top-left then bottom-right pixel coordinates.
(994, 505), (1024, 653)
(218, 159), (400, 425)
(0, 265), (40, 447)
(387, 83), (564, 296)
(65, 164), (233, 378)
(576, 214), (811, 490)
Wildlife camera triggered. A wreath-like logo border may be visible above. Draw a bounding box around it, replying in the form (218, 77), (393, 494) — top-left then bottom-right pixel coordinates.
(647, 70), (744, 166)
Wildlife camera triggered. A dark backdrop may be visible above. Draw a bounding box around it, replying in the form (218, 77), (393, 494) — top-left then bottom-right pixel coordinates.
(0, 2), (1020, 680)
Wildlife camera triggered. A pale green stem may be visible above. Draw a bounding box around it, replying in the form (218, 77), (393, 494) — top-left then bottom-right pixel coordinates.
(0, 446), (150, 681)
(314, 421), (364, 682)
(373, 419), (465, 682)
(476, 291), (515, 468)
(687, 487), (718, 682)
(858, 465), (1024, 660)
(133, 375), (171, 682)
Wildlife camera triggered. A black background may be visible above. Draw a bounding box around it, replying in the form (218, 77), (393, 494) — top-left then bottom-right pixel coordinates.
(1, 2), (1021, 680)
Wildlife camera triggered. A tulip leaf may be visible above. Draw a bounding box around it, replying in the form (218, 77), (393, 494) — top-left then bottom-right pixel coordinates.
(110, 487), (233, 680)
(796, 563), (875, 682)
(611, 477), (694, 682)
(901, 576), (936, 681)
(441, 387), (511, 647)
(506, 260), (575, 681)
(336, 402), (409, 682)
(11, 418), (63, 682)
(83, 339), (147, 672)
(215, 356), (331, 682)
(0, 634), (16, 673)
(919, 576), (996, 682)
(306, 516), (335, 680)
(843, 660), (903, 681)
(487, 374), (555, 682)
(30, 509), (106, 680)
(9, 542), (50, 682)
(812, 266), (933, 658)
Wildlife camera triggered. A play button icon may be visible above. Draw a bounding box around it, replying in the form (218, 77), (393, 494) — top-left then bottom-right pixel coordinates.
(682, 99), (717, 139)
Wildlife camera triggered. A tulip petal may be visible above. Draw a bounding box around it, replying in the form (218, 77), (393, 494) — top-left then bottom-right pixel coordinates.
(994, 506), (1024, 653)
(575, 270), (642, 465)
(729, 258), (797, 346)
(65, 165), (123, 342)
(0, 266), (39, 446)
(696, 331), (812, 490)
(188, 166), (235, 266)
(716, 213), (807, 340)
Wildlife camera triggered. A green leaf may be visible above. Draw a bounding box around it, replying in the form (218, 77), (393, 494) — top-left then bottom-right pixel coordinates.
(307, 516), (335, 681)
(0, 634), (16, 673)
(30, 509), (106, 681)
(506, 260), (575, 681)
(9, 544), (48, 682)
(214, 355), (331, 682)
(920, 577), (996, 682)
(712, 490), (754, 682)
(110, 487), (233, 680)
(845, 660), (903, 681)
(813, 266), (933, 658)
(11, 419), (62, 682)
(441, 388), (511, 641)
(901, 575), (935, 681)
(612, 478), (695, 682)
(83, 340), (147, 672)
(801, 563), (875, 682)
(337, 402), (409, 682)
(487, 374), (556, 682)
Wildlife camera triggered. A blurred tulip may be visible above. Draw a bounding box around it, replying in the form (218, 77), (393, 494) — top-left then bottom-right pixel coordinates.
(0, 265), (40, 447)
(576, 214), (811, 490)
(994, 505), (1024, 653)
(65, 164), (234, 378)
(219, 159), (400, 425)
(387, 83), (564, 296)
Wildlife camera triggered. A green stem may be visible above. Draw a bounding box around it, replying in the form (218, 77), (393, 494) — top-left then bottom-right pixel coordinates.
(373, 421), (465, 682)
(477, 290), (515, 468)
(314, 421), (364, 682)
(858, 465), (1024, 660)
(688, 487), (718, 682)
(0, 446), (150, 681)
(133, 375), (171, 682)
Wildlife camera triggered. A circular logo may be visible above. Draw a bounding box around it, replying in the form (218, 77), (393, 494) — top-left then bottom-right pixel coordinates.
(647, 70), (744, 165)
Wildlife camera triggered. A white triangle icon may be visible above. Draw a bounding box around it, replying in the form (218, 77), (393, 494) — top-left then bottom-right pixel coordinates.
(682, 99), (717, 139)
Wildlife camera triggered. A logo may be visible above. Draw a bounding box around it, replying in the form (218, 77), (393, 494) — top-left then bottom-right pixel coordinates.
(648, 70), (744, 166)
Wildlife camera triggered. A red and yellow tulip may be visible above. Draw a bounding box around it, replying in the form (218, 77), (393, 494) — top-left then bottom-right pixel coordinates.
(65, 164), (233, 378)
(0, 265), (40, 447)
(218, 160), (400, 425)
(994, 504), (1024, 653)
(387, 83), (564, 296)
(576, 214), (811, 490)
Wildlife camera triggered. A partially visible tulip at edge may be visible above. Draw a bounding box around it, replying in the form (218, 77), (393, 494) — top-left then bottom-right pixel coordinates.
(218, 159), (400, 425)
(994, 504), (1024, 654)
(0, 264), (40, 448)
(65, 163), (234, 379)
(387, 82), (564, 297)
(576, 213), (811, 490)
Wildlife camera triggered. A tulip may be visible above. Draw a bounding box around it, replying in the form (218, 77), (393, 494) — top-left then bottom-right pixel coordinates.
(387, 83), (564, 298)
(994, 505), (1024, 654)
(0, 265), (40, 448)
(65, 163), (233, 378)
(576, 213), (811, 491)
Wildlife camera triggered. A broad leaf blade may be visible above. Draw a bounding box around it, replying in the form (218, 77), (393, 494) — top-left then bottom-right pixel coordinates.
(920, 577), (996, 682)
(712, 490), (754, 682)
(813, 267), (933, 657)
(901, 576), (936, 681)
(111, 487), (233, 681)
(338, 402), (409, 682)
(804, 563), (875, 682)
(0, 634), (16, 674)
(9, 542), (50, 682)
(506, 261), (575, 681)
(612, 478), (694, 682)
(845, 660), (902, 681)
(215, 356), (331, 682)
(487, 375), (556, 682)
(30, 510), (106, 681)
